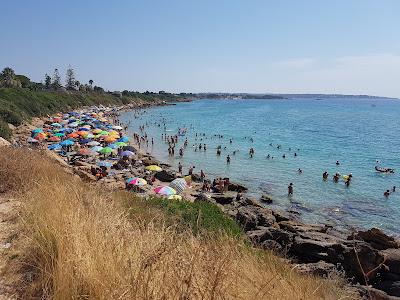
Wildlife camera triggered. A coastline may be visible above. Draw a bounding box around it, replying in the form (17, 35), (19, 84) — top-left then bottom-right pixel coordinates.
(7, 102), (400, 299)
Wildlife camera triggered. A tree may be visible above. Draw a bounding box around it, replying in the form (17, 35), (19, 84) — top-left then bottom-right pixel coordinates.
(75, 80), (80, 89)
(45, 73), (51, 89)
(0, 67), (21, 88)
(89, 79), (93, 86)
(65, 67), (76, 90)
(52, 68), (62, 90)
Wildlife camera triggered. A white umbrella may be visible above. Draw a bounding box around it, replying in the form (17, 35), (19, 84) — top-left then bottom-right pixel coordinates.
(169, 178), (187, 194)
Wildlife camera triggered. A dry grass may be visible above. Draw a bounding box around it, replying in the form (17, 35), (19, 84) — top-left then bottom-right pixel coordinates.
(1, 148), (358, 299)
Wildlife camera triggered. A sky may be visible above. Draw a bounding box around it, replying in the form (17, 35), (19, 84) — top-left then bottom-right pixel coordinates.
(1, 0), (400, 97)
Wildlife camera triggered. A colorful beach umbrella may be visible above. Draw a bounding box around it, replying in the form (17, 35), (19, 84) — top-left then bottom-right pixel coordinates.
(118, 136), (129, 143)
(99, 147), (113, 154)
(145, 165), (162, 172)
(120, 150), (135, 157)
(127, 177), (147, 186)
(27, 137), (39, 143)
(169, 178), (187, 194)
(78, 148), (96, 156)
(48, 136), (61, 142)
(87, 141), (100, 146)
(31, 128), (43, 134)
(154, 186), (176, 196)
(60, 140), (74, 146)
(54, 132), (65, 137)
(91, 146), (103, 152)
(96, 161), (113, 167)
(48, 143), (62, 150)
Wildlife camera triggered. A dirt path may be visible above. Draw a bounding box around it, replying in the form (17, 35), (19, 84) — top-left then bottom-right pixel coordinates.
(0, 196), (20, 299)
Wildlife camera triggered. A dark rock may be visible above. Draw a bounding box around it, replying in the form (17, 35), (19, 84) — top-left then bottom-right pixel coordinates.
(295, 261), (338, 277)
(374, 281), (400, 297)
(279, 220), (327, 234)
(382, 273), (400, 282)
(236, 206), (277, 231)
(260, 194), (273, 204)
(141, 157), (160, 166)
(191, 173), (202, 183)
(352, 228), (399, 250)
(381, 249), (400, 274)
(271, 210), (291, 222)
(247, 227), (293, 249)
(227, 182), (248, 192)
(261, 240), (283, 252)
(154, 170), (176, 182)
(356, 285), (400, 300)
(211, 194), (234, 205)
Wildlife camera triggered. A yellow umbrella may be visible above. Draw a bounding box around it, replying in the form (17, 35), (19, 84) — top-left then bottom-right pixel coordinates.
(145, 165), (162, 172)
(168, 195), (182, 201)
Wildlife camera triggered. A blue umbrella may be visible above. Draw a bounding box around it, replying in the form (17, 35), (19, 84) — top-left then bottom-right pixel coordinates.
(118, 137), (129, 143)
(120, 150), (135, 157)
(60, 140), (74, 146)
(97, 161), (113, 168)
(31, 128), (43, 134)
(48, 144), (62, 150)
(78, 127), (90, 131)
(108, 143), (118, 149)
(79, 139), (91, 144)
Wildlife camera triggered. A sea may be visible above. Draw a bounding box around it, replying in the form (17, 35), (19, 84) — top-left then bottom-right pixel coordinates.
(120, 97), (400, 235)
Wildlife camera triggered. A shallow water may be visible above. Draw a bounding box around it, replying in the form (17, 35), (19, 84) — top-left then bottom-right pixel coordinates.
(120, 98), (400, 235)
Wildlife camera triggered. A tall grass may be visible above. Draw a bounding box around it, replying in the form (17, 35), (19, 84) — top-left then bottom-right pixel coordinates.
(1, 148), (357, 299)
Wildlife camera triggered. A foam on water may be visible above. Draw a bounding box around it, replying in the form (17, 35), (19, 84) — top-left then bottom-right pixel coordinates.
(120, 98), (400, 235)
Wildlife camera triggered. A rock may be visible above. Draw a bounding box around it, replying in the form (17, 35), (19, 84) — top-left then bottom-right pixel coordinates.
(356, 285), (400, 300)
(260, 194), (273, 204)
(261, 240), (283, 252)
(191, 173), (202, 183)
(236, 206), (277, 231)
(352, 228), (399, 250)
(211, 194), (234, 205)
(279, 220), (328, 234)
(374, 281), (400, 297)
(295, 261), (338, 277)
(154, 170), (176, 182)
(142, 157), (160, 166)
(247, 227), (294, 249)
(227, 182), (248, 192)
(8, 123), (16, 130)
(271, 210), (291, 222)
(381, 249), (400, 274)
(74, 169), (97, 182)
(0, 137), (11, 147)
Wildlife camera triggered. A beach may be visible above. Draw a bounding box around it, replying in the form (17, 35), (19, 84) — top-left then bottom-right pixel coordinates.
(7, 101), (400, 298)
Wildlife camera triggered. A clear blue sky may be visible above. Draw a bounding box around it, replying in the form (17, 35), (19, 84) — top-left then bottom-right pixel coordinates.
(1, 0), (400, 97)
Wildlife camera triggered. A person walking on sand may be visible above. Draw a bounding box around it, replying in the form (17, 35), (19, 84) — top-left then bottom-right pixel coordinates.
(288, 183), (293, 196)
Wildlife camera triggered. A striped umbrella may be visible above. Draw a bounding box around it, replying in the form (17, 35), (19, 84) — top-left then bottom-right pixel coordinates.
(169, 178), (187, 194)
(154, 186), (176, 196)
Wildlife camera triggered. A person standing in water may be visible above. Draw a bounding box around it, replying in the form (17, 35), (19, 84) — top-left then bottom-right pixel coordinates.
(178, 162), (182, 174)
(288, 183), (293, 196)
(226, 155), (231, 164)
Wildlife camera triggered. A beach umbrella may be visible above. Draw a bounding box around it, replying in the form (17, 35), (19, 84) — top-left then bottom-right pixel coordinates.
(92, 128), (103, 134)
(79, 139), (91, 144)
(113, 125), (123, 130)
(154, 186), (176, 196)
(99, 147), (113, 154)
(68, 122), (79, 128)
(78, 127), (90, 131)
(87, 141), (100, 146)
(96, 161), (113, 167)
(48, 136), (61, 142)
(85, 133), (95, 139)
(118, 136), (129, 143)
(27, 137), (39, 143)
(60, 140), (74, 146)
(91, 146), (103, 152)
(145, 165), (162, 172)
(114, 142), (127, 147)
(77, 131), (89, 137)
(54, 132), (65, 137)
(78, 148), (96, 156)
(120, 150), (135, 157)
(168, 195), (182, 201)
(100, 131), (109, 135)
(122, 146), (135, 152)
(104, 136), (117, 143)
(107, 143), (118, 149)
(51, 122), (62, 127)
(169, 178), (187, 194)
(127, 177), (147, 186)
(31, 128), (43, 134)
(35, 132), (47, 140)
(48, 143), (62, 150)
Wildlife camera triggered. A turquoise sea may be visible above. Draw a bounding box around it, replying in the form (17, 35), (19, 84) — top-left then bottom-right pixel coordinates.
(120, 98), (400, 235)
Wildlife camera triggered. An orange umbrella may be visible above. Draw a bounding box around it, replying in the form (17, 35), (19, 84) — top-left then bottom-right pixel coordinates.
(48, 136), (61, 142)
(67, 132), (79, 138)
(77, 131), (89, 137)
(35, 132), (47, 140)
(104, 136), (117, 143)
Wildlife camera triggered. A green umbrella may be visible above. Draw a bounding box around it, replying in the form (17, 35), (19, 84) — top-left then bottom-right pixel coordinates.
(115, 142), (127, 147)
(99, 147), (113, 154)
(54, 132), (65, 137)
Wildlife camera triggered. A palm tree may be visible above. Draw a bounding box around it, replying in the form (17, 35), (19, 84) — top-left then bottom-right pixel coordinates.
(0, 67), (17, 87)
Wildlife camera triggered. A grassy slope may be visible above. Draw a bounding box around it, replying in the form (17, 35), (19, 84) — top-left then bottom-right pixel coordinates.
(0, 88), (183, 139)
(0, 148), (357, 299)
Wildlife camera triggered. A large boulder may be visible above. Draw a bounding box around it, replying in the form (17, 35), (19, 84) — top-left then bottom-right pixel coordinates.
(381, 249), (400, 274)
(211, 194), (234, 205)
(191, 173), (202, 183)
(227, 182), (248, 192)
(352, 228), (399, 250)
(374, 281), (400, 297)
(295, 261), (338, 277)
(236, 206), (277, 231)
(154, 170), (176, 182)
(247, 226), (294, 250)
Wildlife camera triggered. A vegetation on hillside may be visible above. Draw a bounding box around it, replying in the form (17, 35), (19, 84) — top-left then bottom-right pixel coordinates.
(0, 66), (187, 139)
(0, 148), (357, 299)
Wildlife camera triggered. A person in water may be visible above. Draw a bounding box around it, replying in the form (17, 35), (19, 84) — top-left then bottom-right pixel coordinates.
(393, 186), (396, 192)
(333, 173), (340, 182)
(178, 162), (182, 174)
(384, 190), (391, 197)
(322, 171), (329, 180)
(336, 160), (340, 166)
(288, 183), (293, 195)
(226, 155), (231, 164)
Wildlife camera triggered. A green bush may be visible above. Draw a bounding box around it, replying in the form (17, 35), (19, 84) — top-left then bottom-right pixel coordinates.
(0, 119), (11, 139)
(126, 195), (243, 238)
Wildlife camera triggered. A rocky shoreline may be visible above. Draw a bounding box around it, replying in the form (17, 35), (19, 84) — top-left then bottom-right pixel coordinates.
(9, 102), (400, 299)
